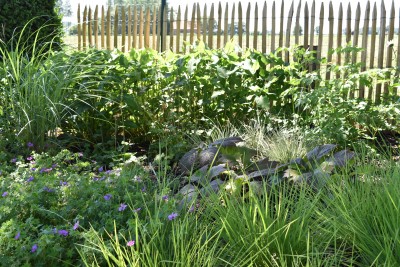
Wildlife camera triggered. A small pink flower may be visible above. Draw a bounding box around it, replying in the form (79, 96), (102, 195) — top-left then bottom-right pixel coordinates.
(127, 240), (135, 247)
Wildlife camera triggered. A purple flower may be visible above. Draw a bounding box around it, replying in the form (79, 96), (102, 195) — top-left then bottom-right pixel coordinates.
(188, 206), (195, 213)
(52, 164), (58, 168)
(2, 192), (8, 197)
(15, 232), (20, 240)
(104, 194), (112, 200)
(141, 186), (146, 192)
(27, 142), (34, 148)
(77, 152), (83, 157)
(11, 158), (17, 163)
(31, 244), (38, 253)
(162, 195), (168, 201)
(118, 203), (128, 212)
(60, 181), (68, 186)
(105, 170), (112, 175)
(27, 156), (33, 161)
(168, 212), (178, 221)
(73, 221), (79, 230)
(43, 186), (54, 192)
(98, 166), (104, 172)
(127, 240), (135, 247)
(133, 207), (142, 213)
(31, 167), (36, 171)
(58, 229), (69, 236)
(26, 176), (34, 182)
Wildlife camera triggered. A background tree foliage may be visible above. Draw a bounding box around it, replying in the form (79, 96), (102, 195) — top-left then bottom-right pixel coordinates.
(0, 0), (63, 54)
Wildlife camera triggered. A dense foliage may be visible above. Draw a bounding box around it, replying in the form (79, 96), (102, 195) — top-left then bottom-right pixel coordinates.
(0, 0), (62, 54)
(0, 32), (400, 266)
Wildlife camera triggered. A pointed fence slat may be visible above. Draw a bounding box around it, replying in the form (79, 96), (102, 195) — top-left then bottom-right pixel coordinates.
(336, 3), (343, 78)
(271, 1), (276, 52)
(224, 3), (229, 46)
(285, 1), (294, 62)
(145, 7), (150, 49)
(246, 3), (251, 49)
(253, 3), (258, 49)
(83, 6), (87, 49)
(345, 4), (352, 64)
(326, 1), (334, 80)
(238, 2), (243, 48)
(208, 4), (214, 49)
(230, 3), (235, 40)
(309, 0), (316, 63)
(295, 0), (301, 45)
(202, 4), (207, 43)
(88, 7), (92, 47)
(190, 4), (196, 45)
(106, 6), (111, 50)
(139, 7), (144, 49)
(262, 2), (267, 53)
(94, 6), (98, 48)
(77, 4), (81, 50)
(304, 2), (309, 50)
(153, 7), (157, 50)
(279, 1), (284, 57)
(183, 5), (188, 52)
(176, 6), (181, 52)
(101, 6), (105, 48)
(197, 4), (201, 41)
(128, 6), (132, 51)
(121, 6), (126, 52)
(360, 1), (371, 99)
(376, 0), (386, 103)
(317, 3), (324, 62)
(133, 6), (137, 49)
(217, 3), (222, 48)
(113, 7), (118, 48)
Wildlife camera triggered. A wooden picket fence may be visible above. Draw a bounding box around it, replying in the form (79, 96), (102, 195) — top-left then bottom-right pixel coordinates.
(76, 1), (399, 66)
(75, 1), (400, 101)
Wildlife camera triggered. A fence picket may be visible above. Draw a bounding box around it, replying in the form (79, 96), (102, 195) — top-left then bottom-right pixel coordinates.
(77, 4), (81, 50)
(238, 2), (243, 48)
(376, 0), (386, 103)
(326, 1), (334, 80)
(113, 7), (118, 48)
(295, 0), (301, 45)
(176, 6), (181, 52)
(83, 6), (87, 49)
(106, 6), (111, 50)
(253, 3), (258, 49)
(121, 6), (126, 52)
(285, 1), (294, 62)
(304, 2), (309, 50)
(94, 6), (98, 48)
(271, 1), (276, 52)
(246, 3), (251, 49)
(360, 1), (371, 99)
(217, 2), (222, 48)
(208, 3), (214, 49)
(262, 1), (267, 53)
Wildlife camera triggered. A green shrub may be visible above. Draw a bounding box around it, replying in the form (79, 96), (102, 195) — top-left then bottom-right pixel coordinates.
(0, 0), (63, 54)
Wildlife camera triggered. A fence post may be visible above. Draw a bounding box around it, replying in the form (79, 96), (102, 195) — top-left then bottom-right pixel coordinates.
(160, 0), (167, 51)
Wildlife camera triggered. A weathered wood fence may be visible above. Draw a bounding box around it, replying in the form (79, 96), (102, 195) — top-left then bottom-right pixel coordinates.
(76, 1), (399, 68)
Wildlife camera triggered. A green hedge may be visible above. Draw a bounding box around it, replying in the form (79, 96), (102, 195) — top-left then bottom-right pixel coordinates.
(0, 0), (62, 53)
